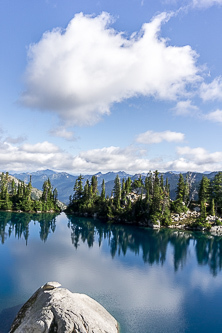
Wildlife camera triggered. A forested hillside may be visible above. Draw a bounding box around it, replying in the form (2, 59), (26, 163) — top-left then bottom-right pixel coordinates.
(0, 172), (61, 212)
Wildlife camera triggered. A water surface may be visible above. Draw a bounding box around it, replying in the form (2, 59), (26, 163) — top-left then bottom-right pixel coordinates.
(1, 211), (222, 332)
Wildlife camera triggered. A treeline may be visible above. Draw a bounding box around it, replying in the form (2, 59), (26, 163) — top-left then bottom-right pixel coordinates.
(0, 172), (60, 212)
(67, 171), (171, 225)
(66, 171), (222, 226)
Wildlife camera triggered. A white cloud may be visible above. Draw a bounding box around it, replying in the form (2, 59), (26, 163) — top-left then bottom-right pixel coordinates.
(205, 109), (222, 123)
(200, 77), (222, 101)
(192, 0), (222, 8)
(176, 146), (222, 165)
(0, 140), (67, 172)
(136, 130), (185, 144)
(1, 137), (222, 174)
(21, 11), (200, 126)
(21, 141), (60, 153)
(50, 127), (76, 141)
(172, 100), (199, 116)
(0, 140), (159, 174)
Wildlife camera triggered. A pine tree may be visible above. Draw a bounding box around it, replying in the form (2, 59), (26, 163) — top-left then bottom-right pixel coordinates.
(53, 188), (58, 205)
(113, 175), (121, 209)
(165, 177), (170, 194)
(125, 177), (132, 194)
(151, 170), (162, 213)
(199, 176), (210, 204)
(176, 174), (185, 201)
(121, 178), (126, 202)
(173, 173), (187, 213)
(211, 172), (222, 215)
(73, 175), (84, 201)
(211, 198), (215, 216)
(184, 174), (190, 205)
(101, 179), (106, 202)
(160, 174), (164, 190)
(91, 175), (98, 196)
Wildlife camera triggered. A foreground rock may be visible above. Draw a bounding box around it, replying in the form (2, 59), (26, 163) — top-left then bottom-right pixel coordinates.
(10, 282), (119, 333)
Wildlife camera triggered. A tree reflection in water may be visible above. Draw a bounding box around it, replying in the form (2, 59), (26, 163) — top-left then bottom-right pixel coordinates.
(1, 211), (222, 276)
(67, 214), (222, 276)
(0, 211), (58, 245)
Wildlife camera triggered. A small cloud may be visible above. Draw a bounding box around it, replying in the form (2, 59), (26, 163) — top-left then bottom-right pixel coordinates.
(136, 130), (185, 144)
(192, 0), (222, 8)
(5, 136), (27, 144)
(172, 100), (199, 116)
(50, 127), (76, 141)
(21, 141), (60, 153)
(205, 109), (222, 123)
(200, 77), (222, 101)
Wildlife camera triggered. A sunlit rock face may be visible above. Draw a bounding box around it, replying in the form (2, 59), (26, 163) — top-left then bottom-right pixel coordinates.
(10, 282), (119, 333)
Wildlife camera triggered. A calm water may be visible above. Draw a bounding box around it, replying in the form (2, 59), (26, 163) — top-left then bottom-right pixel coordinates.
(1, 211), (222, 332)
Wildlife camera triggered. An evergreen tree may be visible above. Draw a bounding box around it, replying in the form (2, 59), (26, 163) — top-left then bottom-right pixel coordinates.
(53, 188), (58, 205)
(91, 175), (98, 196)
(199, 176), (210, 204)
(200, 200), (207, 220)
(151, 170), (162, 214)
(73, 175), (84, 201)
(211, 172), (222, 214)
(173, 173), (187, 213)
(113, 175), (121, 209)
(125, 177), (132, 194)
(160, 174), (164, 190)
(132, 175), (143, 192)
(184, 174), (190, 205)
(121, 178), (126, 202)
(211, 198), (215, 216)
(101, 179), (106, 202)
(165, 177), (170, 194)
(176, 173), (185, 201)
(11, 179), (16, 196)
(83, 179), (90, 201)
(0, 172), (7, 200)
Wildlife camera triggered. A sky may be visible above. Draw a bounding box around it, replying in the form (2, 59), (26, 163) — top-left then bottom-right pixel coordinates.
(0, 0), (222, 175)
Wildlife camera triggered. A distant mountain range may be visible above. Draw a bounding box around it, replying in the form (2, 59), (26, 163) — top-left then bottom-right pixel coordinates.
(12, 169), (219, 205)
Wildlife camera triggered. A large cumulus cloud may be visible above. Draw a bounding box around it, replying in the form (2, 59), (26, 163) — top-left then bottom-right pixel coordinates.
(21, 11), (200, 126)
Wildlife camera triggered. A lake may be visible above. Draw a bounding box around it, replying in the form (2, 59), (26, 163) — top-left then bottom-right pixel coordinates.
(1, 211), (222, 332)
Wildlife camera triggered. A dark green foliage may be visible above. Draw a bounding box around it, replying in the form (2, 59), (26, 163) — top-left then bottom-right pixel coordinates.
(211, 172), (222, 215)
(199, 176), (210, 204)
(0, 172), (60, 213)
(113, 175), (121, 210)
(67, 171), (222, 227)
(101, 179), (106, 202)
(67, 171), (172, 226)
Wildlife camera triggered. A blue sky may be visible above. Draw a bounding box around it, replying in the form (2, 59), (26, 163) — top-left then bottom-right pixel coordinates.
(0, 0), (222, 174)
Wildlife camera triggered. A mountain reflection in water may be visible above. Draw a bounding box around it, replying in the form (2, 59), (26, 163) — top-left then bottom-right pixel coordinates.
(1, 211), (222, 276)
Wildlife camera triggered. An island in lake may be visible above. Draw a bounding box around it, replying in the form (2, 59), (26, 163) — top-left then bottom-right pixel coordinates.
(66, 171), (222, 233)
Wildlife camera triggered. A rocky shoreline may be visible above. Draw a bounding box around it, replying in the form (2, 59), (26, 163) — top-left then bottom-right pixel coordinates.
(68, 210), (222, 236)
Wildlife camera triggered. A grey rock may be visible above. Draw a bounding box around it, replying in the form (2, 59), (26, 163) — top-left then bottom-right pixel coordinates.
(147, 219), (160, 229)
(10, 282), (119, 333)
